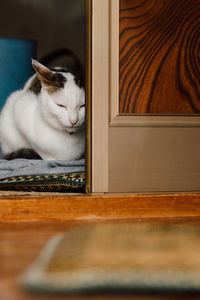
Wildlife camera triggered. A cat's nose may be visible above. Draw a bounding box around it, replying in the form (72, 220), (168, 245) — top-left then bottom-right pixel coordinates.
(70, 119), (78, 126)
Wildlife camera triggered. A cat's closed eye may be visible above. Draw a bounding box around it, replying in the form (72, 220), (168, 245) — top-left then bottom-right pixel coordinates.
(57, 104), (67, 109)
(80, 104), (85, 109)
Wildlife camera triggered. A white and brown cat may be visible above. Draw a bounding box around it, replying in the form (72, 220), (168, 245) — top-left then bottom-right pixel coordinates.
(0, 59), (85, 160)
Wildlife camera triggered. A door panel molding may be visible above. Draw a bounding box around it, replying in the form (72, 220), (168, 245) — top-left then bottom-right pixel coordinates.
(109, 126), (200, 193)
(110, 0), (200, 127)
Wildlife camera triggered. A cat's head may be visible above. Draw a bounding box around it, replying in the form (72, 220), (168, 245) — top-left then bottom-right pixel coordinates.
(31, 59), (85, 134)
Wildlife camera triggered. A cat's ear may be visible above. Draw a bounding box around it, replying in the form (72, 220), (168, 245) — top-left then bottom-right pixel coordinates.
(31, 59), (66, 94)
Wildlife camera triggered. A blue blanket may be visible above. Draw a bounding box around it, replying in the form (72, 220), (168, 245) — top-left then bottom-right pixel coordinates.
(0, 158), (85, 180)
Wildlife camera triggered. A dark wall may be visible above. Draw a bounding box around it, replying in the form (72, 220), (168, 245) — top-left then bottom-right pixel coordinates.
(0, 0), (85, 68)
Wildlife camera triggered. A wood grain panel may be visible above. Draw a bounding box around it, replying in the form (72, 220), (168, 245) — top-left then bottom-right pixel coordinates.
(119, 0), (200, 114)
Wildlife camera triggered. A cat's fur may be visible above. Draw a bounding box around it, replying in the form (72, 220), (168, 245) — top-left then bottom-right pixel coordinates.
(0, 59), (85, 160)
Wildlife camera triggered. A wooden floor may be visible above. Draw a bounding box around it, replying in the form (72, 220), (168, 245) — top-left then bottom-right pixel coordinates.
(1, 192), (200, 299)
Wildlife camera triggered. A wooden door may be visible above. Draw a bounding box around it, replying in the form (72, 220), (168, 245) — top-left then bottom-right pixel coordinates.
(92, 0), (200, 193)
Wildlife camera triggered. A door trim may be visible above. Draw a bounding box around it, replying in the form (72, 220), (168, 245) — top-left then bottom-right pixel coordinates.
(92, 0), (109, 192)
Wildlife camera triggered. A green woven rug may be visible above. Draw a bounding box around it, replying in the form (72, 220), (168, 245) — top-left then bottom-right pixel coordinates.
(0, 172), (85, 192)
(21, 223), (200, 294)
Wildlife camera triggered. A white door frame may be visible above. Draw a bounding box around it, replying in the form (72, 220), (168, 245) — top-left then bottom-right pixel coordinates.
(92, 0), (200, 193)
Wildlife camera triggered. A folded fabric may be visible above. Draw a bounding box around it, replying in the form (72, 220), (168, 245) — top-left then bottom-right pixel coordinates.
(0, 172), (85, 192)
(0, 158), (85, 180)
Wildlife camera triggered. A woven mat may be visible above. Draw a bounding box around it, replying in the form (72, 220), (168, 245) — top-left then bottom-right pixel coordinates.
(21, 223), (200, 293)
(0, 172), (85, 192)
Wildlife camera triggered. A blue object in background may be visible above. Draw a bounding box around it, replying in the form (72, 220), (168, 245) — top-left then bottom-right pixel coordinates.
(0, 38), (37, 111)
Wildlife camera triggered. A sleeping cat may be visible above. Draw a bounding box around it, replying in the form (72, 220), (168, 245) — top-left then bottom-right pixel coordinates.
(0, 59), (85, 160)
